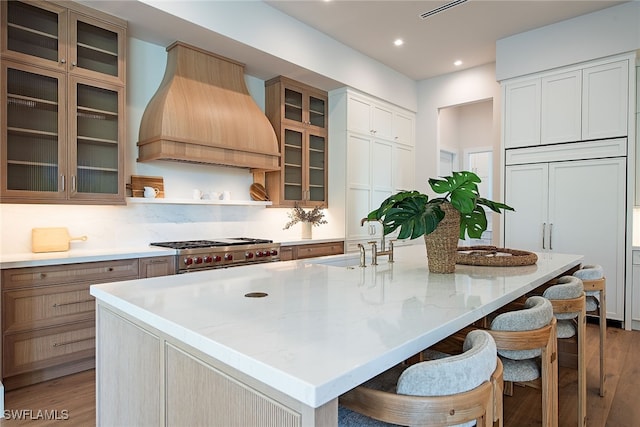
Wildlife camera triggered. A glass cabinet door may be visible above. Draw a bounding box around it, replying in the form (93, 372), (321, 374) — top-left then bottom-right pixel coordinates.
(307, 132), (326, 203)
(283, 128), (303, 202)
(308, 96), (326, 128)
(2, 62), (66, 199)
(69, 13), (125, 84)
(1, 1), (67, 71)
(69, 77), (122, 199)
(284, 88), (303, 124)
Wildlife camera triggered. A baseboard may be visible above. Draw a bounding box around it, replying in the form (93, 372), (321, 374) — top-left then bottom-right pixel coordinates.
(586, 315), (623, 329)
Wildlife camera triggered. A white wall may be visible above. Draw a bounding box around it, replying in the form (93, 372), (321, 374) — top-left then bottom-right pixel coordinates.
(415, 63), (501, 195)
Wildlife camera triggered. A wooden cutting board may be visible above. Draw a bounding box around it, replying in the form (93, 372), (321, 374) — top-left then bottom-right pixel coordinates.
(249, 183), (269, 201)
(32, 227), (88, 253)
(130, 175), (165, 198)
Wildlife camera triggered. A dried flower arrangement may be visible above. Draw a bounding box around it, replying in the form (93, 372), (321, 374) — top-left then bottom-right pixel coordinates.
(283, 206), (328, 230)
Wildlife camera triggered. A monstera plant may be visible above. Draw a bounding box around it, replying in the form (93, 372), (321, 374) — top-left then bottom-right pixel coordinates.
(368, 170), (514, 240)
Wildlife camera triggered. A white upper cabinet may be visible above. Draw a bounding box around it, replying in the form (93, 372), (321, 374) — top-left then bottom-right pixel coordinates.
(504, 79), (540, 148)
(582, 60), (629, 140)
(503, 56), (631, 148)
(393, 111), (415, 146)
(541, 70), (582, 144)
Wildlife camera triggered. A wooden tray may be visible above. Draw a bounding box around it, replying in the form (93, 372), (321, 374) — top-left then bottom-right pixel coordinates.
(130, 175), (165, 198)
(456, 246), (538, 267)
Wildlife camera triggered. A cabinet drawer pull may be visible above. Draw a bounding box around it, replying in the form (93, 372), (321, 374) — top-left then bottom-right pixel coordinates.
(40, 273), (47, 279)
(107, 267), (114, 272)
(53, 337), (94, 347)
(53, 299), (94, 308)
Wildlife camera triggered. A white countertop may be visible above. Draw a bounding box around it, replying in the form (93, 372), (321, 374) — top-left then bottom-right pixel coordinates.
(0, 238), (344, 269)
(90, 245), (583, 408)
(0, 246), (176, 269)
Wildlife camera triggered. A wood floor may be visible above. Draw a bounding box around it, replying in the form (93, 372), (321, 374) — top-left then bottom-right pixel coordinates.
(0, 323), (638, 426)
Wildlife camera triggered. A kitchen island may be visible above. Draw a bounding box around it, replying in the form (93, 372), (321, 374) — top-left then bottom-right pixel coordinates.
(90, 245), (582, 426)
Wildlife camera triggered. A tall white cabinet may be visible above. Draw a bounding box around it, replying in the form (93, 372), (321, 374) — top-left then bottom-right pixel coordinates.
(329, 88), (415, 252)
(502, 53), (636, 323)
(504, 142), (627, 320)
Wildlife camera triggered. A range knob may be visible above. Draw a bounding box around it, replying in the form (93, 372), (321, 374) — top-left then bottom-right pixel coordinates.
(213, 255), (222, 262)
(245, 252), (254, 259)
(194, 257), (203, 264)
(270, 249), (278, 256)
(203, 255), (213, 263)
(224, 253), (233, 261)
(184, 257), (194, 266)
(255, 250), (264, 257)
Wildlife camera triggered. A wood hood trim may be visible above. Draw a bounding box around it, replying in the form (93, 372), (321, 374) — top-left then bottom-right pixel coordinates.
(137, 42), (280, 171)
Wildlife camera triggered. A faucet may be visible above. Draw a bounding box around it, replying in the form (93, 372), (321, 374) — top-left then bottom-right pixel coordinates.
(360, 217), (394, 265)
(357, 243), (367, 267)
(367, 240), (394, 265)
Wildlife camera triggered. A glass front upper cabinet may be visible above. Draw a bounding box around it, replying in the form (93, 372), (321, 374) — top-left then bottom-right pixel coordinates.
(2, 62), (67, 200)
(283, 86), (326, 130)
(72, 79), (121, 196)
(2, 1), (125, 84)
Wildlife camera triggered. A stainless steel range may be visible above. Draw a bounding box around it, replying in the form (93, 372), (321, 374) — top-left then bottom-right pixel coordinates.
(150, 238), (280, 273)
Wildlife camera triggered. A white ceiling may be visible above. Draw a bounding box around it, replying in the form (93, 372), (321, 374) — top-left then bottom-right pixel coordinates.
(80, 0), (629, 88)
(265, 0), (628, 80)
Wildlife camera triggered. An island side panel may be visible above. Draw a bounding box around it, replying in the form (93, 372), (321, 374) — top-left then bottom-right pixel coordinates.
(95, 302), (337, 427)
(96, 304), (162, 426)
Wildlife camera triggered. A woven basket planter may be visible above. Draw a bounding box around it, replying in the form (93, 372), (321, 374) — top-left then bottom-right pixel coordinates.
(424, 202), (460, 273)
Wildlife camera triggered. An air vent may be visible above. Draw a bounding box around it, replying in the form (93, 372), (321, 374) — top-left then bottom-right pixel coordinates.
(420, 0), (468, 19)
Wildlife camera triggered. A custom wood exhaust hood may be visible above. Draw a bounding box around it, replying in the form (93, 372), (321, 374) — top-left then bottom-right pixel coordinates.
(137, 42), (280, 171)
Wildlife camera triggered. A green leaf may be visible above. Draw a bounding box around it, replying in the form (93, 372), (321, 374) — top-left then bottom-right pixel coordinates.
(477, 197), (514, 213)
(460, 206), (488, 239)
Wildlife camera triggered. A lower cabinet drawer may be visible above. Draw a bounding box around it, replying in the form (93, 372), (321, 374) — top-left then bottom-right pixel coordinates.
(295, 242), (344, 259)
(3, 282), (94, 333)
(3, 321), (95, 377)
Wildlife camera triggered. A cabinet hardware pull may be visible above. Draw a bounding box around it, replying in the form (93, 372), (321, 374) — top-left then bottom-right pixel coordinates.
(53, 337), (94, 347)
(61, 175), (65, 191)
(72, 175), (76, 191)
(60, 58), (66, 64)
(107, 267), (114, 272)
(53, 299), (94, 308)
(542, 223), (546, 249)
(40, 273), (47, 279)
(549, 223), (554, 250)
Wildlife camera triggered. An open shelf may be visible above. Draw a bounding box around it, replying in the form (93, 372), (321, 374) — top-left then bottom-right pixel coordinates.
(126, 197), (272, 206)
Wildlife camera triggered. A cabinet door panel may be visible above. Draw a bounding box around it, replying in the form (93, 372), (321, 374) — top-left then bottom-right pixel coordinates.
(347, 96), (372, 135)
(504, 79), (540, 148)
(1, 1), (68, 71)
(393, 144), (414, 191)
(393, 112), (414, 146)
(548, 158), (626, 320)
(541, 70), (581, 144)
(372, 105), (393, 140)
(372, 140), (393, 191)
(504, 163), (548, 252)
(346, 188), (372, 240)
(347, 133), (371, 187)
(68, 12), (126, 84)
(2, 61), (67, 199)
(582, 60), (628, 140)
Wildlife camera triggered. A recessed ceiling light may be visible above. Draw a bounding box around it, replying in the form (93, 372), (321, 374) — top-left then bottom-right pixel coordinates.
(454, 60), (463, 66)
(394, 39), (404, 47)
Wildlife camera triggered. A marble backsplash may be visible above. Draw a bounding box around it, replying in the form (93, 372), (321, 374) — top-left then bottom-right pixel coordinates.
(0, 202), (341, 255)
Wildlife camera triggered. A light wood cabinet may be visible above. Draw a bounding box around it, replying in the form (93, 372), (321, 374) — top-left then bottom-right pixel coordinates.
(265, 76), (328, 208)
(632, 251), (640, 330)
(504, 146), (626, 321)
(1, 258), (139, 389)
(0, 0), (126, 204)
(139, 255), (176, 278)
(503, 57), (630, 149)
(283, 241), (344, 261)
